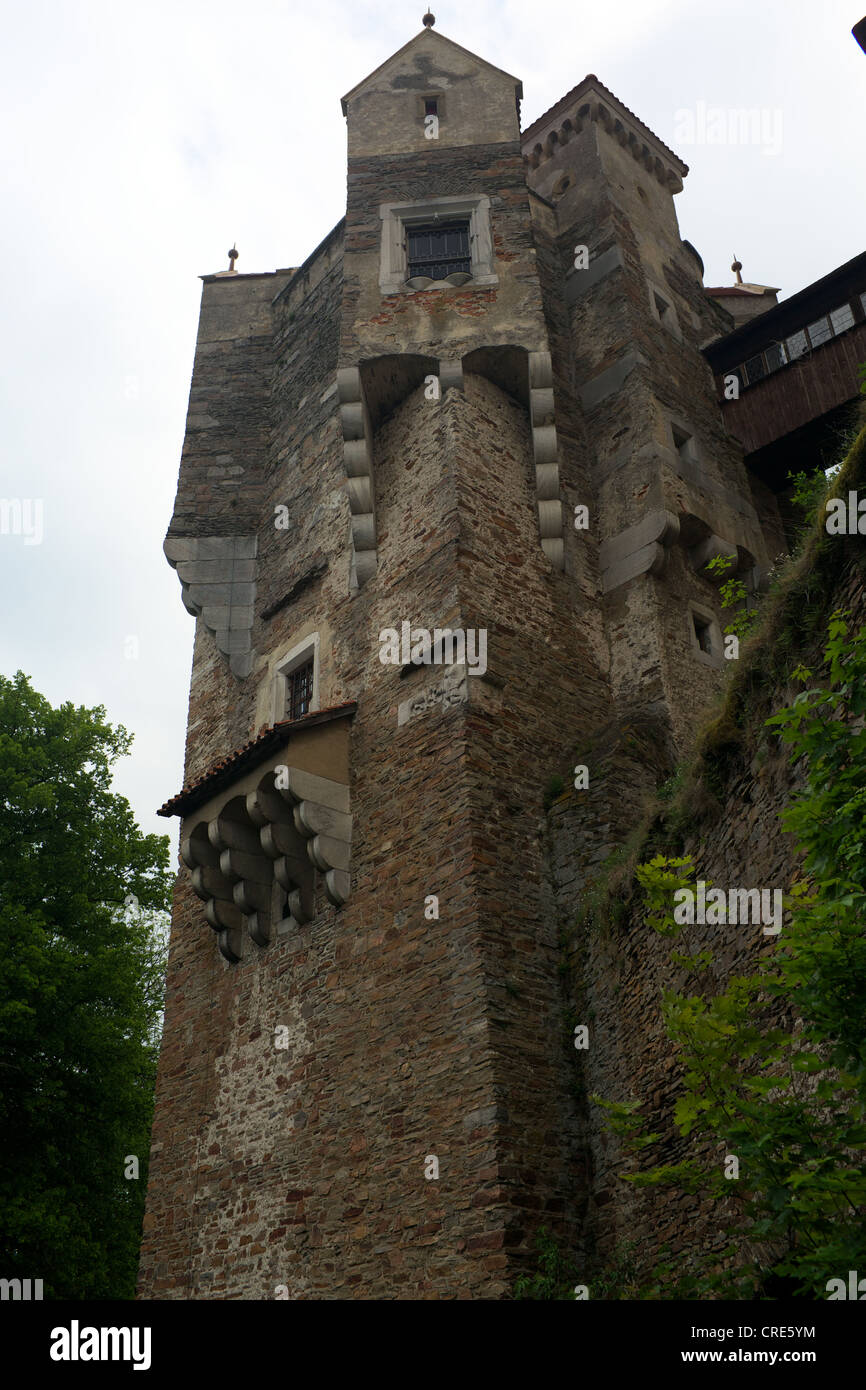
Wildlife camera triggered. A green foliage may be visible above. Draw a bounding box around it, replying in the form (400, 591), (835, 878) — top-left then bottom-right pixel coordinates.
(789, 466), (831, 527)
(589, 1240), (643, 1299)
(513, 1226), (579, 1299)
(656, 767), (685, 803)
(788, 465), (834, 547)
(0, 672), (172, 1298)
(594, 615), (866, 1297)
(857, 361), (866, 396)
(705, 552), (758, 638)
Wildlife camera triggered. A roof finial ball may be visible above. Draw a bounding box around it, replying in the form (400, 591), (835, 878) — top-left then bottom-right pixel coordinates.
(422, 11), (435, 27)
(228, 244), (239, 273)
(731, 255), (743, 285)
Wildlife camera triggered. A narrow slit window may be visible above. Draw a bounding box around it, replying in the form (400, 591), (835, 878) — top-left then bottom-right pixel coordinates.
(653, 291), (671, 323)
(424, 98), (439, 117)
(287, 659), (314, 721)
(672, 424), (694, 463)
(406, 220), (471, 281)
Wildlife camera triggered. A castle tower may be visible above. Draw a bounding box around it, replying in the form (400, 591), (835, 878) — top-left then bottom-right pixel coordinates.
(139, 23), (786, 1299)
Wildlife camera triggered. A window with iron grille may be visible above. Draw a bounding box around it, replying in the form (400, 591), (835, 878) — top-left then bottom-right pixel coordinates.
(807, 316), (832, 348)
(744, 351), (768, 386)
(786, 329), (808, 360)
(830, 303), (855, 334)
(406, 221), (471, 281)
(287, 659), (314, 721)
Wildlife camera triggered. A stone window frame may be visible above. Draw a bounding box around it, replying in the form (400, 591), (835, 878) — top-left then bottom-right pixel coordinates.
(378, 194), (498, 295)
(688, 603), (725, 668)
(273, 632), (320, 724)
(648, 278), (682, 341)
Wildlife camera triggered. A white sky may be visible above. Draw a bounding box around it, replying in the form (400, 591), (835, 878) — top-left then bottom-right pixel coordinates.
(1, 0), (863, 851)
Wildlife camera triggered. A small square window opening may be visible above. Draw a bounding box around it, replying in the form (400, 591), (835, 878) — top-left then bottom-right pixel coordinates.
(424, 99), (439, 117)
(693, 613), (713, 655)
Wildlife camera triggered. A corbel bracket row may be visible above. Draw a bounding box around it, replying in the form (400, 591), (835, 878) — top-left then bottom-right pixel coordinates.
(528, 350), (564, 569)
(180, 765), (351, 964)
(337, 349), (566, 589)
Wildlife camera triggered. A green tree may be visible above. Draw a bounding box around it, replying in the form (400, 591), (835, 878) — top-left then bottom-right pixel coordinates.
(0, 673), (172, 1298)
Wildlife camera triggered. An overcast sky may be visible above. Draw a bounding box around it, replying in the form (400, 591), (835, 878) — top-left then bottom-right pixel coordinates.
(1, 0), (863, 852)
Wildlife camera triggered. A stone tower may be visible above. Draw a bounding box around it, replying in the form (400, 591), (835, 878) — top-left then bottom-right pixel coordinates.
(139, 21), (786, 1298)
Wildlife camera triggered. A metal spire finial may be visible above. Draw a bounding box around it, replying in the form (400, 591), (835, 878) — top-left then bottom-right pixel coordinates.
(228, 244), (239, 273)
(422, 11), (435, 27)
(731, 254), (743, 285)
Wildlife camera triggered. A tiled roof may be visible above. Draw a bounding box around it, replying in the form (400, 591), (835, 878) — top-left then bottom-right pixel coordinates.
(522, 73), (687, 174)
(157, 703), (357, 819)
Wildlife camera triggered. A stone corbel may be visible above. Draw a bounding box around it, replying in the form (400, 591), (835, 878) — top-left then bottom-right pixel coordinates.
(337, 366), (377, 590)
(599, 510), (680, 593)
(164, 535), (257, 679)
(689, 534), (739, 580)
(528, 350), (564, 569)
(180, 764), (352, 964)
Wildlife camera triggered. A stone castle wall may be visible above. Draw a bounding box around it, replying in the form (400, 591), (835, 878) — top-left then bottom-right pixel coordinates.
(547, 547), (865, 1287)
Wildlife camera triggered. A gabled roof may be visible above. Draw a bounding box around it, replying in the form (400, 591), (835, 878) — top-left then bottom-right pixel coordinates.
(341, 26), (522, 115)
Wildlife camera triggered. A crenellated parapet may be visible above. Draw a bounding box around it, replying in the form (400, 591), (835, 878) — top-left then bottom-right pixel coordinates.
(522, 75), (687, 193)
